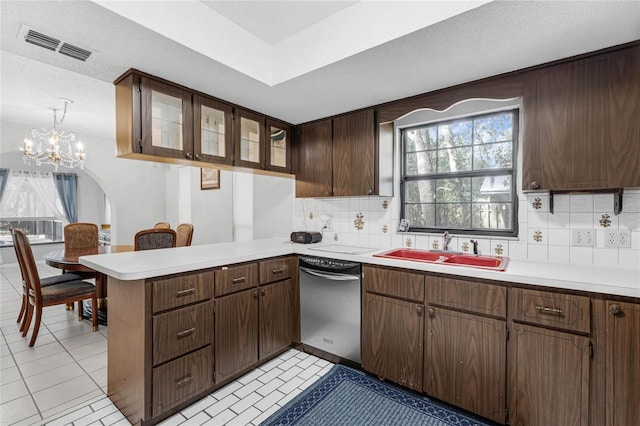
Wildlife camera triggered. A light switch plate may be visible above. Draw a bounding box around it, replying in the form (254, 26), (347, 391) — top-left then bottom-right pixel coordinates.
(572, 229), (595, 247)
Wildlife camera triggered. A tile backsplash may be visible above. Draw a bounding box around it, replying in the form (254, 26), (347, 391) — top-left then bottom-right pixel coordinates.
(294, 190), (640, 269)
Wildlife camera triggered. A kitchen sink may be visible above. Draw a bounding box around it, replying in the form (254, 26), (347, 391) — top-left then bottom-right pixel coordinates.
(374, 249), (444, 262)
(373, 248), (508, 271)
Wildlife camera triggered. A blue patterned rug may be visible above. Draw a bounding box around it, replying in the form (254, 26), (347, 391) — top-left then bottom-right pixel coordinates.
(261, 365), (496, 426)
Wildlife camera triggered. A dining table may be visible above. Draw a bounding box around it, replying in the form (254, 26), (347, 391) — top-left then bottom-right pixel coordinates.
(43, 244), (134, 324)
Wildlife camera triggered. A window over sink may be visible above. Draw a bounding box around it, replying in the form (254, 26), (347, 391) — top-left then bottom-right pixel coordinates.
(400, 108), (519, 237)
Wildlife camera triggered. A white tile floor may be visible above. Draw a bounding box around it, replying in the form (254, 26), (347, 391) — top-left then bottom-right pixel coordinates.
(0, 262), (333, 426)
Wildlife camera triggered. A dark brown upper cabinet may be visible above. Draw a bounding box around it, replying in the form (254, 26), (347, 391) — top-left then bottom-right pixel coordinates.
(234, 108), (266, 170)
(523, 46), (640, 191)
(333, 109), (376, 196)
(294, 109), (392, 198)
(266, 119), (292, 174)
(193, 95), (233, 165)
(294, 119), (333, 198)
(139, 76), (194, 160)
(114, 69), (293, 175)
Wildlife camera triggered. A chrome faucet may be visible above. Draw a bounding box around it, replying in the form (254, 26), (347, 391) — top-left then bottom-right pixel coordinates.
(443, 231), (453, 251)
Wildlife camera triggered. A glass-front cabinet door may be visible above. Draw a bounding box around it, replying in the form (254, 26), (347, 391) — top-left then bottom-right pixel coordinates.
(234, 108), (265, 169)
(266, 119), (291, 173)
(140, 77), (193, 159)
(193, 95), (233, 165)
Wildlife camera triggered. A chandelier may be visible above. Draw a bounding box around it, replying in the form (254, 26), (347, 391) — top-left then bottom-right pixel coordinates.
(20, 98), (86, 170)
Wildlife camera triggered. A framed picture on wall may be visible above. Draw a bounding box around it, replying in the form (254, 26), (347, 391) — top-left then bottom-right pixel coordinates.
(201, 168), (220, 190)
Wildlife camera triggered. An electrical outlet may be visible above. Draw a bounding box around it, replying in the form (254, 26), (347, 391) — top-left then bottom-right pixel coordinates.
(619, 230), (631, 248)
(572, 229), (595, 247)
(604, 229), (618, 248)
(603, 229), (632, 248)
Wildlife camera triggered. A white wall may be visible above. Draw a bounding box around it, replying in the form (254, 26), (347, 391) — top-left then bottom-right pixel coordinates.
(253, 174), (294, 240)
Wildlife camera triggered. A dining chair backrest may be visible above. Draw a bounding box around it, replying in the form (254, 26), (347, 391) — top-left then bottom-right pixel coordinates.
(64, 223), (99, 250)
(154, 222), (171, 229)
(12, 229), (43, 304)
(175, 223), (194, 247)
(134, 228), (177, 251)
(11, 228), (28, 286)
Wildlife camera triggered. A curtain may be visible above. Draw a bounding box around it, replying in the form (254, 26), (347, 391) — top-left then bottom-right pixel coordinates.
(53, 173), (78, 223)
(0, 169), (8, 205)
(0, 170), (66, 219)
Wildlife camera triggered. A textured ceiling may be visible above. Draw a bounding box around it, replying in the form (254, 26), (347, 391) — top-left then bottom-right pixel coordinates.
(1, 0), (639, 148)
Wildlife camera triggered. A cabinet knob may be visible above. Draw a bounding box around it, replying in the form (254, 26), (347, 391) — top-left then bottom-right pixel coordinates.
(428, 307), (436, 317)
(609, 304), (623, 316)
(530, 181), (540, 190)
(367, 188), (373, 195)
(261, 289), (266, 297)
(195, 154), (201, 161)
(416, 306), (423, 316)
(252, 290), (259, 299)
(185, 152), (193, 160)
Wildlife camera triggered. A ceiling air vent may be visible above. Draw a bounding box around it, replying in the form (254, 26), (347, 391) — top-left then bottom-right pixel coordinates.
(24, 29), (60, 51)
(19, 24), (94, 62)
(59, 43), (92, 62)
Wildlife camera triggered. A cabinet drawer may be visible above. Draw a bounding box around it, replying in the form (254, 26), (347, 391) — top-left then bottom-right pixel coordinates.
(427, 277), (506, 318)
(153, 302), (213, 365)
(152, 346), (213, 418)
(513, 288), (590, 334)
(152, 271), (214, 314)
(215, 263), (259, 297)
(363, 265), (424, 302)
(259, 257), (292, 285)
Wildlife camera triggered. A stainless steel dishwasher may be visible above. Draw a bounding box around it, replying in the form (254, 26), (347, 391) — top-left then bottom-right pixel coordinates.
(299, 255), (362, 363)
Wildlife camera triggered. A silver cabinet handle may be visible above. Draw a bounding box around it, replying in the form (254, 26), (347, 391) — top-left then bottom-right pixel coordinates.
(535, 306), (563, 316)
(272, 268), (284, 274)
(177, 328), (195, 338)
(176, 288), (195, 297)
(175, 375), (192, 387)
(232, 277), (246, 284)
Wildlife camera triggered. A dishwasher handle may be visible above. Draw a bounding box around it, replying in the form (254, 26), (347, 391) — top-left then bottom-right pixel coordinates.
(299, 266), (360, 281)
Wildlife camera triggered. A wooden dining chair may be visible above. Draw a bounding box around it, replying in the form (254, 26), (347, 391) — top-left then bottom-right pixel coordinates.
(12, 229), (98, 347)
(134, 228), (177, 251)
(63, 222), (99, 312)
(12, 230), (83, 333)
(175, 223), (194, 247)
(153, 222), (171, 229)
(64, 223), (99, 249)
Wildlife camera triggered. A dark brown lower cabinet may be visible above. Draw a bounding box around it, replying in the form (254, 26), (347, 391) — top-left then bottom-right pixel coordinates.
(425, 308), (506, 424)
(509, 323), (590, 426)
(152, 347), (213, 418)
(361, 292), (424, 391)
(214, 288), (259, 384)
(259, 279), (293, 359)
(605, 300), (640, 426)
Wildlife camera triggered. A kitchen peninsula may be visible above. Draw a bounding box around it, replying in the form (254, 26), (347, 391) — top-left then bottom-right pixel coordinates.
(81, 239), (640, 426)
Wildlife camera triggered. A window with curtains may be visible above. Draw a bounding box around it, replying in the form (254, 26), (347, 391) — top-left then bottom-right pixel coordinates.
(0, 170), (77, 246)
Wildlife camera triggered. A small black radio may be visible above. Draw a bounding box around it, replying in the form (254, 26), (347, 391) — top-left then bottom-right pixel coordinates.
(290, 231), (322, 244)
